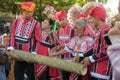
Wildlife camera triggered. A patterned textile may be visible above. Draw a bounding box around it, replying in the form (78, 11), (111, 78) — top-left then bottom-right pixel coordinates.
(58, 24), (74, 59)
(11, 17), (41, 52)
(89, 25), (112, 79)
(65, 36), (94, 56)
(35, 31), (49, 79)
(65, 36), (94, 80)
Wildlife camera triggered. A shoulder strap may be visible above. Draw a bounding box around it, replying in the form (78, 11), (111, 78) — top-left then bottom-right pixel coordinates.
(71, 29), (74, 38)
(31, 21), (39, 52)
(96, 26), (109, 53)
(32, 21), (39, 36)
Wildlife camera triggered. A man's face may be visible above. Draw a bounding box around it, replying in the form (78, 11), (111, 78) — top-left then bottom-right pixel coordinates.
(87, 18), (96, 30)
(92, 17), (99, 28)
(22, 10), (34, 20)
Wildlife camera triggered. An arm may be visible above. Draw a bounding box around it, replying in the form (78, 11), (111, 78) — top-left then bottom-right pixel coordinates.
(89, 29), (109, 63)
(49, 37), (75, 57)
(0, 43), (5, 48)
(49, 48), (67, 57)
(8, 19), (16, 50)
(82, 28), (110, 65)
(108, 23), (120, 35)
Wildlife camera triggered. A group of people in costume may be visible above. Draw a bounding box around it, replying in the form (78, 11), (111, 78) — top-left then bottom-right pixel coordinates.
(1, 1), (120, 80)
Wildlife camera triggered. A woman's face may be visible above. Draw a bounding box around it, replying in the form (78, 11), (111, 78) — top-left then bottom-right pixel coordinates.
(42, 19), (51, 29)
(73, 22), (85, 36)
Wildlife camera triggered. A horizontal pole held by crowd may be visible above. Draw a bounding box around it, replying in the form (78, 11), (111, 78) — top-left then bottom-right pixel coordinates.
(12, 50), (87, 76)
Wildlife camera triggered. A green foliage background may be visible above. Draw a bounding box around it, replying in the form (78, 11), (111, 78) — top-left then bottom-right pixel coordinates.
(0, 0), (108, 22)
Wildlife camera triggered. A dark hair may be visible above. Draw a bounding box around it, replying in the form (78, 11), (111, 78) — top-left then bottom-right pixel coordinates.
(5, 26), (10, 34)
(101, 19), (105, 22)
(45, 18), (54, 25)
(0, 22), (5, 34)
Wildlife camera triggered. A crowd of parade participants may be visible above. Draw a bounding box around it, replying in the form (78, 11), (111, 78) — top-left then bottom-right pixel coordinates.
(0, 1), (120, 80)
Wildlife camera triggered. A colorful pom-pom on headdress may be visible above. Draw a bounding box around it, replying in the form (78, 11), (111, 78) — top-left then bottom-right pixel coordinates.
(43, 6), (57, 30)
(67, 6), (83, 26)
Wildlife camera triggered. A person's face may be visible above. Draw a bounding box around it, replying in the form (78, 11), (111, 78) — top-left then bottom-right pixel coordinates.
(42, 19), (51, 29)
(22, 10), (34, 20)
(92, 17), (99, 28)
(58, 17), (68, 27)
(73, 22), (85, 36)
(88, 18), (96, 30)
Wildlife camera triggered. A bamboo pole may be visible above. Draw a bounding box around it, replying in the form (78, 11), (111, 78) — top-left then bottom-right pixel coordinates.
(12, 50), (87, 76)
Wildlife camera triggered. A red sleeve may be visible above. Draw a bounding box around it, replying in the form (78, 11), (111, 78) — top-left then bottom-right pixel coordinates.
(10, 19), (17, 47)
(34, 23), (41, 52)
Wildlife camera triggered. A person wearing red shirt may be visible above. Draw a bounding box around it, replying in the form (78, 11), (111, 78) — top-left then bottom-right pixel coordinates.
(8, 2), (41, 80)
(81, 2), (112, 80)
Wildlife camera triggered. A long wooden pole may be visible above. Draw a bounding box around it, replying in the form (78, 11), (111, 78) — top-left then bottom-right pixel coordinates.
(12, 50), (87, 76)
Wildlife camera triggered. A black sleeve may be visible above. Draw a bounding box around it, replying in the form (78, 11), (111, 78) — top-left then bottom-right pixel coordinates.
(104, 34), (112, 45)
(79, 48), (93, 62)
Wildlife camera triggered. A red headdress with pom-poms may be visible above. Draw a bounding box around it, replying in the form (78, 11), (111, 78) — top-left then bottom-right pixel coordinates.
(67, 6), (83, 26)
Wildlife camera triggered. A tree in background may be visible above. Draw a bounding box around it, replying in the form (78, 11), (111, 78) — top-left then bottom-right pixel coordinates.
(0, 0), (108, 22)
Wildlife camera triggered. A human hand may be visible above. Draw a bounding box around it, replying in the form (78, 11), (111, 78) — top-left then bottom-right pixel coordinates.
(108, 23), (120, 35)
(49, 52), (57, 57)
(72, 53), (79, 62)
(2, 50), (19, 60)
(81, 57), (91, 66)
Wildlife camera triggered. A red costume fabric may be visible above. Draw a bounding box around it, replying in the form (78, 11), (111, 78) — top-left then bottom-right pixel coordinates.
(50, 10), (74, 80)
(65, 36), (94, 80)
(87, 4), (112, 80)
(35, 31), (49, 79)
(11, 17), (41, 52)
(10, 2), (41, 80)
(89, 25), (112, 79)
(58, 24), (74, 59)
(84, 25), (95, 37)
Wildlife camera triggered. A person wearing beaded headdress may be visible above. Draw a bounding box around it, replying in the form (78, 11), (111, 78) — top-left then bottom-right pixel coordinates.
(7, 2), (41, 80)
(81, 2), (112, 80)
